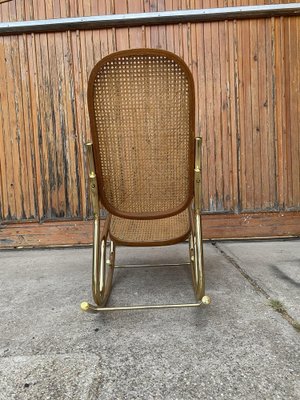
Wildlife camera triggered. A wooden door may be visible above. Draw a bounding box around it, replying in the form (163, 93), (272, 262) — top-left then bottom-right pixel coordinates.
(0, 0), (299, 248)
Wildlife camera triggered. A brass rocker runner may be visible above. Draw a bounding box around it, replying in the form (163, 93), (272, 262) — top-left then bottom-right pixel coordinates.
(81, 49), (211, 312)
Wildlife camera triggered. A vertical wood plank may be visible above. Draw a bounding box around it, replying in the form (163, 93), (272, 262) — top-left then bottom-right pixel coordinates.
(3, 34), (22, 219)
(274, 17), (286, 209)
(17, 33), (37, 219)
(288, 16), (300, 208)
(219, 18), (231, 211)
(284, 17), (293, 208)
(211, 15), (223, 211)
(128, 0), (144, 48)
(0, 36), (12, 219)
(114, 1), (129, 51)
(70, 29), (88, 218)
(228, 18), (240, 212)
(250, 17), (262, 210)
(202, 0), (216, 211)
(194, 13), (209, 210)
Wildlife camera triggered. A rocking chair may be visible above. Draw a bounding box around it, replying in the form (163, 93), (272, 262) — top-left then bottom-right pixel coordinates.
(81, 49), (211, 312)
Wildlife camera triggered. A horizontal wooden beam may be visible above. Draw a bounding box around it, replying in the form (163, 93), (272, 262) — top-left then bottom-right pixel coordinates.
(0, 4), (300, 35)
(0, 212), (299, 249)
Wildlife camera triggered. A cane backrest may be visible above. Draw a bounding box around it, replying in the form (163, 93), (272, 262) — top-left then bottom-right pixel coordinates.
(88, 49), (195, 219)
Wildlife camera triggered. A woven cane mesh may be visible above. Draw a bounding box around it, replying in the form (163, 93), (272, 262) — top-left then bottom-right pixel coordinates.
(91, 51), (193, 217)
(110, 208), (190, 245)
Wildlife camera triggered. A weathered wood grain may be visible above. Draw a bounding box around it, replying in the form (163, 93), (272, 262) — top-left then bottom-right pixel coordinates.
(0, 0), (299, 246)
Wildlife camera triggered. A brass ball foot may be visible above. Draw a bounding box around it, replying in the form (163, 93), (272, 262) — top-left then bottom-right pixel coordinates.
(80, 301), (90, 311)
(201, 295), (211, 305)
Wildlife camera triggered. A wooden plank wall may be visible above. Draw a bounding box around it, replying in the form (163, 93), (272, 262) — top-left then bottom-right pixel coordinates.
(0, 0), (299, 247)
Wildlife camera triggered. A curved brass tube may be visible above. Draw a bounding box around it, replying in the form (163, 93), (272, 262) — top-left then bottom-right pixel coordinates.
(189, 208), (205, 300)
(193, 211), (205, 300)
(188, 137), (210, 304)
(91, 215), (115, 307)
(81, 142), (115, 310)
(189, 230), (196, 289)
(81, 218), (115, 311)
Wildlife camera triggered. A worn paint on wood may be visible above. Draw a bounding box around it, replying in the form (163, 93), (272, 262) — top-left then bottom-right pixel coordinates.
(0, 0), (299, 245)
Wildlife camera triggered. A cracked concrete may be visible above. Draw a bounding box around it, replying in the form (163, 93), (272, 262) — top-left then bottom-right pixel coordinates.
(216, 240), (300, 321)
(0, 240), (299, 399)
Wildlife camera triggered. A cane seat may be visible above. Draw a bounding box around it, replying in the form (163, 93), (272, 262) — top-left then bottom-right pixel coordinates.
(110, 208), (190, 246)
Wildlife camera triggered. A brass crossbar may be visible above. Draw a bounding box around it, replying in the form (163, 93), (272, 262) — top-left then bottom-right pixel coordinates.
(81, 301), (206, 313)
(114, 262), (190, 269)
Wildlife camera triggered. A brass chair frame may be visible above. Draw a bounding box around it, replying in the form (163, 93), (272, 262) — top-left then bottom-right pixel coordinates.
(81, 137), (210, 313)
(81, 49), (210, 312)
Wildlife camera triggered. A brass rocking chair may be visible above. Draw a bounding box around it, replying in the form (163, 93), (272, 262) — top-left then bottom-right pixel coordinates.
(81, 49), (211, 312)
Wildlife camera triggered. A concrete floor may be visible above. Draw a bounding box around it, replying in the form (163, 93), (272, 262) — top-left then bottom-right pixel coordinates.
(0, 239), (299, 400)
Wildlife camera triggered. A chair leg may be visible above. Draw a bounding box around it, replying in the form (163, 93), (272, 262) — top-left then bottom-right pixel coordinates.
(189, 137), (211, 305)
(81, 216), (115, 311)
(81, 210), (210, 313)
(81, 230), (210, 313)
(189, 210), (211, 305)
